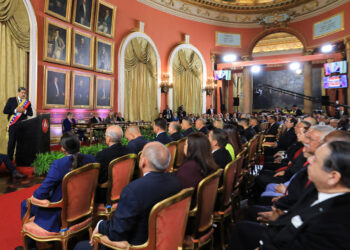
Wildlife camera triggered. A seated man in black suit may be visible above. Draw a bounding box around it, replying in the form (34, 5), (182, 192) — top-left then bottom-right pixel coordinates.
(95, 125), (128, 203)
(168, 121), (183, 141)
(153, 118), (172, 145)
(116, 112), (125, 122)
(125, 125), (148, 154)
(90, 112), (102, 124)
(249, 117), (260, 133)
(181, 118), (194, 137)
(238, 118), (256, 142)
(195, 118), (209, 135)
(209, 128), (232, 169)
(229, 140), (350, 250)
(74, 142), (182, 249)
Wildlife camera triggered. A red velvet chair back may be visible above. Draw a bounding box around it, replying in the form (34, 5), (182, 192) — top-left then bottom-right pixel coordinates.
(221, 160), (238, 208)
(235, 149), (246, 184)
(165, 141), (177, 172)
(109, 154), (137, 203)
(193, 169), (222, 235)
(175, 138), (186, 168)
(61, 163), (100, 226)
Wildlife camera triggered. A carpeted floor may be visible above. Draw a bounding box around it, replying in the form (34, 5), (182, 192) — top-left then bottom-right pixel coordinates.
(0, 184), (40, 250)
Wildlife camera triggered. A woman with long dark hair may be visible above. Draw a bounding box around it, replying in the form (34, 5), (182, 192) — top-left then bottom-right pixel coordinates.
(176, 132), (218, 188)
(21, 132), (96, 234)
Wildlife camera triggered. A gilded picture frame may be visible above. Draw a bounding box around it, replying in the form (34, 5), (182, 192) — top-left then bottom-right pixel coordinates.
(44, 0), (72, 23)
(72, 0), (95, 31)
(71, 71), (94, 109)
(95, 0), (117, 38)
(72, 29), (95, 70)
(95, 76), (114, 109)
(43, 66), (70, 109)
(43, 18), (72, 66)
(95, 38), (114, 74)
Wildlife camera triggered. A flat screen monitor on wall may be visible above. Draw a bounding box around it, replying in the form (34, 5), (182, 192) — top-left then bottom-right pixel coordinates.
(323, 75), (348, 89)
(324, 61), (347, 76)
(214, 70), (231, 80)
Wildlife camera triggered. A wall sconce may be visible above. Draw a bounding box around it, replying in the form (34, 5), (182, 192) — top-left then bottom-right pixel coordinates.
(205, 77), (215, 95)
(160, 73), (173, 93)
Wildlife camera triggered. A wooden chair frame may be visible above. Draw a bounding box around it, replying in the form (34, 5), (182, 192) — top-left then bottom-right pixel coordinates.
(165, 141), (178, 172)
(175, 137), (187, 169)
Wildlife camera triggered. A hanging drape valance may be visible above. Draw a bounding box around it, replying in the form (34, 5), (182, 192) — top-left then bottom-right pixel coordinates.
(124, 37), (158, 121)
(173, 48), (203, 114)
(0, 0), (30, 51)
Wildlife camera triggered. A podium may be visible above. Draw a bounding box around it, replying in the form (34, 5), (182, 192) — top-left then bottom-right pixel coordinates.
(15, 114), (50, 166)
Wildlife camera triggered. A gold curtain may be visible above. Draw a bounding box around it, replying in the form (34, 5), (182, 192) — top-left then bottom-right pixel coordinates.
(0, 0), (29, 153)
(173, 48), (203, 114)
(124, 37), (158, 121)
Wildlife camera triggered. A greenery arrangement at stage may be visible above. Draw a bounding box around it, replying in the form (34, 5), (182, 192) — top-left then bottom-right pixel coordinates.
(33, 127), (156, 175)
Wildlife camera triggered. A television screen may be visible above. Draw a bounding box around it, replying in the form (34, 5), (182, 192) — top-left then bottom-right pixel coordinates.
(214, 70), (231, 80)
(323, 75), (348, 89)
(324, 61), (347, 76)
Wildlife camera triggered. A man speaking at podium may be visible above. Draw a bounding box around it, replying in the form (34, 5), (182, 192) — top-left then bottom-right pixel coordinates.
(3, 87), (33, 163)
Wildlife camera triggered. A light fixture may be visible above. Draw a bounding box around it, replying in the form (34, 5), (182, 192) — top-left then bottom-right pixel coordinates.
(160, 73), (173, 93)
(205, 77), (215, 95)
(223, 54), (237, 63)
(289, 62), (301, 71)
(295, 68), (303, 75)
(251, 65), (261, 74)
(321, 44), (333, 53)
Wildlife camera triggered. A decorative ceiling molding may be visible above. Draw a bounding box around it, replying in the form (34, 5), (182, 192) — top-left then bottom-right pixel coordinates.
(138, 0), (348, 27)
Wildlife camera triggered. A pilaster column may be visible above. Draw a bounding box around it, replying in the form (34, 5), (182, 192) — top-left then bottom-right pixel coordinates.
(242, 55), (252, 114)
(345, 37), (350, 109)
(210, 53), (216, 108)
(303, 49), (313, 115)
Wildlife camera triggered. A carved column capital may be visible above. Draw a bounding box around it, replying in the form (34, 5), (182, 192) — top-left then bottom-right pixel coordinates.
(303, 48), (314, 56)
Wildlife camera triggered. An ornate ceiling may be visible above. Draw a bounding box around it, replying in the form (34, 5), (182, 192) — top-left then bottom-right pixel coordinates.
(138, 0), (347, 27)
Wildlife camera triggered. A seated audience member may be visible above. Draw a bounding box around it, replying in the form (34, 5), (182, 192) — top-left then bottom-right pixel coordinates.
(224, 124), (243, 160)
(329, 118), (338, 128)
(21, 132), (96, 236)
(181, 118), (194, 137)
(291, 104), (303, 116)
(213, 119), (224, 129)
(62, 112), (76, 133)
(265, 115), (279, 136)
(304, 116), (317, 126)
(168, 121), (183, 141)
(249, 117), (260, 133)
(172, 113), (179, 122)
(338, 117), (349, 131)
(153, 118), (172, 145)
(125, 125), (148, 154)
(0, 153), (26, 178)
(74, 142), (182, 249)
(176, 132), (217, 189)
(238, 118), (256, 142)
(229, 140), (350, 250)
(90, 112), (102, 124)
(95, 125), (129, 203)
(104, 111), (117, 124)
(195, 118), (209, 135)
(209, 128), (232, 169)
(116, 112), (125, 122)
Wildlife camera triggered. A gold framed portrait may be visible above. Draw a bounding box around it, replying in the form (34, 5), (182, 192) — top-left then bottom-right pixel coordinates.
(95, 0), (117, 38)
(95, 76), (114, 109)
(43, 66), (70, 109)
(44, 0), (72, 22)
(71, 71), (94, 109)
(44, 18), (72, 65)
(95, 38), (114, 74)
(72, 29), (94, 70)
(72, 0), (96, 31)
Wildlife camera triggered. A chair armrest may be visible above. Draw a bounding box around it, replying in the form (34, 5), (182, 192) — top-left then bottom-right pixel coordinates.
(93, 233), (129, 250)
(22, 198), (32, 224)
(188, 207), (198, 217)
(31, 196), (63, 208)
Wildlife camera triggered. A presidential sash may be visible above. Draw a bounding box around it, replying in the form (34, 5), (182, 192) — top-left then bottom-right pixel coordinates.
(8, 99), (31, 128)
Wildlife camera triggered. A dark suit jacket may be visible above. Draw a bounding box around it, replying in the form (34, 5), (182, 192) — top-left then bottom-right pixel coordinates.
(126, 136), (148, 154)
(98, 172), (182, 245)
(95, 143), (129, 203)
(261, 190), (350, 250)
(277, 127), (297, 151)
(265, 122), (279, 136)
(3, 97), (33, 121)
(243, 127), (256, 142)
(24, 154), (96, 232)
(162, 109), (173, 121)
(170, 132), (183, 142)
(213, 147), (232, 169)
(62, 118), (76, 133)
(117, 117), (125, 122)
(206, 108), (217, 115)
(198, 126), (209, 135)
(252, 125), (260, 134)
(154, 132), (172, 145)
(183, 127), (194, 137)
(90, 116), (102, 124)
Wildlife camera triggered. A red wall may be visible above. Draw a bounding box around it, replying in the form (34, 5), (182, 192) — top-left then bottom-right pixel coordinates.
(30, 0), (350, 117)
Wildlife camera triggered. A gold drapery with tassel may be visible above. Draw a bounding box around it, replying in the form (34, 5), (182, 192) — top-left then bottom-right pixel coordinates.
(173, 48), (203, 114)
(124, 37), (158, 121)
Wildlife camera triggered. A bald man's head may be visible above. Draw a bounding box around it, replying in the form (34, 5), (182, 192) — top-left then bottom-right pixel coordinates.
(105, 125), (123, 145)
(125, 125), (141, 141)
(141, 142), (170, 172)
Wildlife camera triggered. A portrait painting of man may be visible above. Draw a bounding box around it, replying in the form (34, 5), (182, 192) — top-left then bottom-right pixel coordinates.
(45, 0), (72, 22)
(72, 73), (93, 108)
(44, 20), (71, 65)
(95, 1), (116, 38)
(73, 31), (93, 69)
(95, 39), (114, 74)
(96, 77), (113, 108)
(45, 70), (67, 106)
(73, 0), (94, 30)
